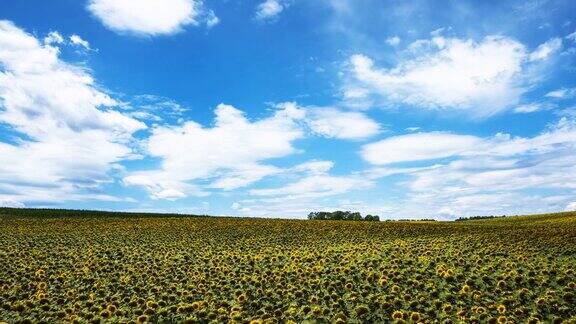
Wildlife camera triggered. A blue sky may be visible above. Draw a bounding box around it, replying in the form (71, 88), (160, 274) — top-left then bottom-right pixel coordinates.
(0, 0), (575, 219)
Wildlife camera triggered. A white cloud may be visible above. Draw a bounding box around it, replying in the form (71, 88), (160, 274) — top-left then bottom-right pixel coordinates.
(69, 34), (90, 50)
(305, 107), (380, 140)
(87, 0), (204, 36)
(121, 175), (190, 200)
(255, 0), (285, 21)
(250, 174), (372, 199)
(567, 202), (576, 211)
(235, 164), (426, 218)
(529, 38), (562, 61)
(0, 198), (25, 208)
(362, 132), (482, 165)
(347, 36), (560, 117)
(274, 102), (380, 140)
(567, 31), (576, 42)
(0, 21), (145, 204)
(43, 31), (64, 45)
(363, 117), (576, 219)
(514, 103), (543, 113)
(208, 164), (282, 190)
(231, 196), (389, 219)
(291, 160), (334, 175)
(235, 161), (418, 218)
(205, 10), (220, 28)
(546, 87), (576, 99)
(122, 100), (380, 199)
(123, 103), (305, 199)
(385, 36), (401, 46)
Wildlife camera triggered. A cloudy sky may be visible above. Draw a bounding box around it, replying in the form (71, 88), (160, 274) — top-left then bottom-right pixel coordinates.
(1, 0), (575, 219)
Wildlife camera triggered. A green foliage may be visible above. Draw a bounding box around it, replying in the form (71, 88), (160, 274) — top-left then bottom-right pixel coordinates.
(307, 211), (380, 221)
(0, 210), (575, 323)
(455, 215), (506, 221)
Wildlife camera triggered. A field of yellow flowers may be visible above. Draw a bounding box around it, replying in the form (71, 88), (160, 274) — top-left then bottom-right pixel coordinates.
(1, 211), (575, 323)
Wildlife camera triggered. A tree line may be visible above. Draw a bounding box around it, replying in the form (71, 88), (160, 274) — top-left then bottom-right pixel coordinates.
(0, 207), (209, 219)
(307, 211), (380, 221)
(455, 215), (506, 221)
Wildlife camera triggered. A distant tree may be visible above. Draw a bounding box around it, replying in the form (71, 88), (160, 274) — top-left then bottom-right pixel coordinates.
(349, 212), (362, 221)
(364, 214), (380, 221)
(307, 210), (380, 221)
(455, 215), (506, 221)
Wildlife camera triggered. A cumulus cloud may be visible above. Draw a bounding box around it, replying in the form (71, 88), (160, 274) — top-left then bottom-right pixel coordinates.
(273, 102), (380, 140)
(0, 20), (145, 204)
(123, 103), (305, 198)
(87, 0), (211, 36)
(346, 35), (561, 117)
(121, 99), (381, 200)
(255, 0), (285, 21)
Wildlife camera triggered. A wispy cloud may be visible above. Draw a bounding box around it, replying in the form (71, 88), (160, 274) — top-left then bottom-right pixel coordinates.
(360, 117), (576, 218)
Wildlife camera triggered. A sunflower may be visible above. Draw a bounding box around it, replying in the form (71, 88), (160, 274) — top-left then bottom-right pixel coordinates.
(379, 277), (388, 286)
(475, 307), (486, 314)
(527, 317), (540, 324)
(99, 310), (111, 319)
(391, 310), (404, 320)
(236, 293), (247, 304)
(311, 306), (322, 317)
(354, 305), (369, 317)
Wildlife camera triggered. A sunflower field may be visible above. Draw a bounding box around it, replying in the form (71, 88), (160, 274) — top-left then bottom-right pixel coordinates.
(1, 210), (575, 323)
